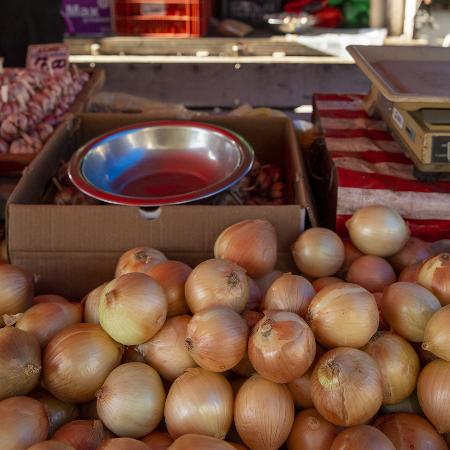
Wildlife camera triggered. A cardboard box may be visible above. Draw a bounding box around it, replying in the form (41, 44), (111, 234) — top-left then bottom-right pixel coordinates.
(8, 113), (317, 299)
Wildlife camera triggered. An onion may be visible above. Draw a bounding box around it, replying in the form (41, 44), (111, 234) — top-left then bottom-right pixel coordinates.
(262, 273), (315, 317)
(248, 310), (316, 383)
(389, 237), (433, 271)
(413, 341), (439, 367)
(97, 362), (165, 438)
(43, 323), (123, 403)
(186, 306), (248, 372)
(380, 392), (423, 416)
(246, 277), (262, 311)
(115, 247), (167, 277)
(231, 352), (256, 377)
(311, 347), (383, 426)
(27, 441), (75, 450)
(0, 264), (33, 326)
(287, 408), (338, 450)
(417, 359), (450, 433)
(398, 262), (422, 282)
(346, 256), (396, 293)
(185, 259), (249, 313)
(374, 413), (448, 450)
(373, 293), (389, 331)
(97, 438), (150, 450)
(141, 430), (173, 449)
(241, 310), (263, 329)
(214, 219), (277, 278)
(138, 315), (196, 381)
(312, 277), (342, 292)
(169, 434), (236, 450)
(380, 282), (441, 342)
(79, 400), (98, 420)
(83, 283), (107, 324)
(122, 345), (146, 364)
(423, 305), (450, 360)
(52, 420), (113, 450)
(0, 327), (41, 400)
(228, 444), (247, 450)
(341, 239), (364, 272)
(99, 273), (167, 345)
(255, 270), (282, 297)
(234, 375), (295, 450)
(0, 396), (49, 450)
(292, 228), (345, 278)
(418, 253), (450, 305)
(346, 205), (410, 257)
(34, 295), (70, 305)
(307, 282), (379, 348)
(164, 368), (233, 439)
(330, 425), (395, 450)
(362, 331), (420, 405)
(146, 261), (192, 317)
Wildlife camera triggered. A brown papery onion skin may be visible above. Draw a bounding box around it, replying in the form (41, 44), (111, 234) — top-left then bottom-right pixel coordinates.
(292, 228), (345, 278)
(417, 359), (450, 433)
(312, 277), (342, 292)
(141, 430), (173, 450)
(373, 293), (389, 331)
(122, 345), (145, 364)
(380, 282), (441, 342)
(330, 425), (395, 450)
(34, 295), (70, 305)
(97, 438), (150, 450)
(262, 273), (316, 317)
(246, 277), (262, 311)
(248, 310), (316, 383)
(255, 270), (283, 297)
(363, 331), (420, 405)
(164, 368), (233, 440)
(374, 413), (448, 450)
(398, 262), (422, 282)
(389, 237), (433, 272)
(214, 219), (277, 279)
(307, 282), (379, 348)
(169, 434), (236, 450)
(418, 253), (450, 305)
(241, 310), (263, 329)
(52, 420), (113, 450)
(234, 375), (294, 450)
(311, 347), (383, 426)
(138, 315), (196, 381)
(185, 259), (249, 313)
(422, 305), (450, 361)
(0, 327), (41, 400)
(229, 444), (248, 450)
(346, 256), (396, 293)
(0, 396), (49, 450)
(341, 239), (364, 272)
(186, 306), (248, 372)
(345, 205), (410, 257)
(287, 408), (338, 450)
(83, 283), (108, 324)
(27, 441), (75, 450)
(43, 323), (123, 403)
(115, 247), (167, 277)
(231, 352), (256, 377)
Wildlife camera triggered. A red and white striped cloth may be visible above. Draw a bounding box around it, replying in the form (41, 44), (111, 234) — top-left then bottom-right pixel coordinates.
(314, 93), (450, 241)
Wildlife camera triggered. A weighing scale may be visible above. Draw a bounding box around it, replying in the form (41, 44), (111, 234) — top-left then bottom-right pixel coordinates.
(347, 45), (450, 178)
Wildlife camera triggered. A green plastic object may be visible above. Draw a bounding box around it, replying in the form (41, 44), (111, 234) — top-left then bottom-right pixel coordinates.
(328, 0), (370, 28)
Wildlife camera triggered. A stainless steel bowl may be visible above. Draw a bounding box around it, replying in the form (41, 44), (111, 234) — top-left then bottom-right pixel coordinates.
(68, 121), (254, 207)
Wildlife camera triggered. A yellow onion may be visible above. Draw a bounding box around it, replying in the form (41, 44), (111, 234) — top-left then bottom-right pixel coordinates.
(389, 237), (433, 271)
(375, 413), (448, 450)
(147, 261), (192, 317)
(115, 247), (167, 277)
(341, 239), (364, 272)
(241, 310), (263, 329)
(141, 430), (173, 449)
(255, 270), (283, 297)
(99, 273), (167, 345)
(0, 264), (33, 326)
(262, 273), (316, 317)
(417, 359), (450, 433)
(185, 259), (249, 313)
(287, 408), (338, 450)
(423, 305), (450, 360)
(164, 368), (233, 439)
(53, 420), (113, 450)
(169, 434), (236, 450)
(346, 256), (396, 293)
(228, 444), (247, 450)
(234, 375), (295, 450)
(398, 262), (422, 282)
(43, 323), (123, 403)
(362, 332), (419, 405)
(373, 293), (389, 331)
(231, 352), (256, 377)
(307, 282), (379, 348)
(186, 306), (248, 372)
(346, 205), (410, 257)
(0, 396), (49, 450)
(311, 347), (383, 426)
(122, 345), (145, 364)
(34, 295), (70, 305)
(27, 441), (75, 450)
(98, 438), (150, 450)
(418, 253), (450, 305)
(330, 425), (395, 450)
(292, 228), (345, 278)
(380, 282), (440, 342)
(246, 277), (262, 311)
(380, 392), (423, 416)
(83, 283), (108, 324)
(97, 362), (165, 438)
(138, 315), (196, 381)
(248, 310), (316, 383)
(214, 219), (277, 278)
(0, 327), (41, 400)
(312, 277), (342, 292)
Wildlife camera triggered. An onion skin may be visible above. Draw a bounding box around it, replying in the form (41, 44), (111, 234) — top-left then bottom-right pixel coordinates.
(241, 310), (264, 329)
(0, 327), (41, 400)
(83, 283), (107, 324)
(389, 237), (433, 272)
(422, 305), (450, 361)
(330, 425), (395, 450)
(34, 295), (70, 305)
(97, 438), (150, 450)
(27, 441), (75, 450)
(43, 323), (123, 403)
(141, 430), (173, 449)
(398, 262), (422, 282)
(122, 345), (146, 364)
(346, 256), (396, 293)
(312, 277), (342, 292)
(52, 420), (113, 450)
(169, 434), (236, 450)
(374, 413), (448, 450)
(380, 392), (423, 416)
(417, 359), (450, 433)
(418, 253), (450, 305)
(287, 408), (338, 450)
(255, 271), (283, 297)
(214, 219), (277, 279)
(341, 239), (364, 272)
(311, 347), (383, 426)
(0, 396), (49, 450)
(115, 247), (167, 277)
(234, 375), (295, 450)
(246, 277), (262, 311)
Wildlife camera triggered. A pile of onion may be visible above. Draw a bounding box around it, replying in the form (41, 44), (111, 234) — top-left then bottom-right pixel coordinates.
(169, 434), (236, 450)
(83, 283), (108, 324)
(330, 425), (395, 450)
(98, 438), (149, 450)
(422, 305), (450, 360)
(418, 253), (450, 305)
(115, 247), (167, 277)
(346, 256), (396, 293)
(28, 441), (76, 450)
(141, 430), (173, 449)
(388, 237), (433, 271)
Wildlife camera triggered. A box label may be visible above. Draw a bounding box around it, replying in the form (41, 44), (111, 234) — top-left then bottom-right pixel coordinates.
(26, 43), (70, 76)
(431, 136), (450, 163)
(392, 107), (404, 129)
(141, 3), (167, 15)
(62, 0), (111, 35)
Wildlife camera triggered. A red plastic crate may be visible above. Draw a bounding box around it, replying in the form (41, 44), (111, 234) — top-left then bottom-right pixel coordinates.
(114, 0), (212, 37)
